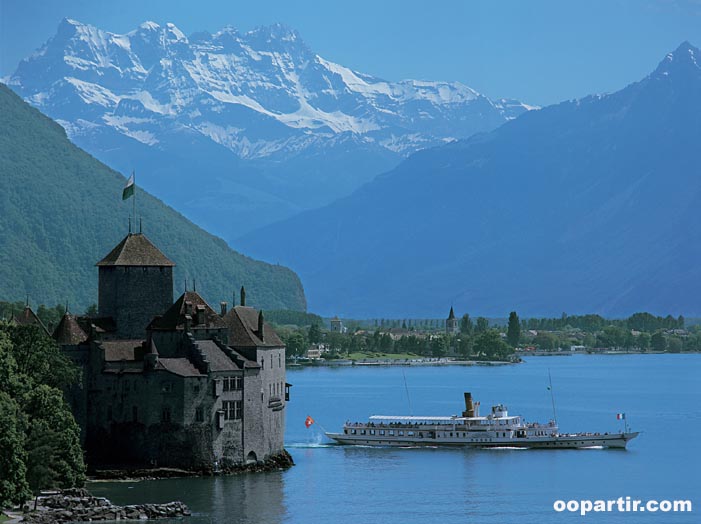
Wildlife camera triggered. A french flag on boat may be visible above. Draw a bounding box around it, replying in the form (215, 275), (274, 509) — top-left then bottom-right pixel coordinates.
(616, 413), (626, 420)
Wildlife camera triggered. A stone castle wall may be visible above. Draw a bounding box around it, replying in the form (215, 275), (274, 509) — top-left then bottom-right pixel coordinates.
(98, 266), (173, 339)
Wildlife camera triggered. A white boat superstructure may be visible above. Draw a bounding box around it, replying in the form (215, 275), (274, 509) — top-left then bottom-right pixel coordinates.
(326, 392), (638, 449)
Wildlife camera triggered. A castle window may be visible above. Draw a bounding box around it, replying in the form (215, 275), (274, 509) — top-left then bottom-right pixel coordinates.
(161, 381), (172, 393)
(195, 407), (204, 422)
(223, 400), (242, 421)
(194, 383), (200, 393)
(278, 353), (281, 367)
(233, 376), (242, 390)
(161, 406), (172, 423)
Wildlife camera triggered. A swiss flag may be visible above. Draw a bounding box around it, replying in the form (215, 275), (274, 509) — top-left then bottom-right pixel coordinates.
(305, 415), (315, 428)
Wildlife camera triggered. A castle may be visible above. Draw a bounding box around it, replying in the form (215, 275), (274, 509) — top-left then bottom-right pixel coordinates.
(45, 231), (288, 471)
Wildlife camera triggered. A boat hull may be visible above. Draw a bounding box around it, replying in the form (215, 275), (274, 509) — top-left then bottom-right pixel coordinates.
(325, 432), (639, 449)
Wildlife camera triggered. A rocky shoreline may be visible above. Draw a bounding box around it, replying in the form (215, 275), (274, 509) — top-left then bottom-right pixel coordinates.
(91, 449), (295, 481)
(17, 489), (190, 523)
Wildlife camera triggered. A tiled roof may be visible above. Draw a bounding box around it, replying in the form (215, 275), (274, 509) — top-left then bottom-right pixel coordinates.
(196, 340), (240, 372)
(13, 306), (49, 335)
(77, 316), (116, 334)
(224, 306), (284, 348)
(53, 313), (88, 345)
(102, 340), (143, 362)
(156, 358), (204, 377)
(148, 291), (226, 331)
(96, 233), (175, 267)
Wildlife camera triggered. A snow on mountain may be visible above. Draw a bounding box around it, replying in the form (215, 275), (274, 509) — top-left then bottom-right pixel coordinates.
(8, 18), (536, 239)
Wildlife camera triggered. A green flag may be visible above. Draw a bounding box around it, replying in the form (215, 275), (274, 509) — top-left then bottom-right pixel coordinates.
(122, 173), (135, 200)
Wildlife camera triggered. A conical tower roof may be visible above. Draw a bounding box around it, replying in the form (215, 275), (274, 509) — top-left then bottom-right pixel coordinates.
(53, 313), (88, 345)
(97, 233), (175, 267)
(448, 306), (456, 320)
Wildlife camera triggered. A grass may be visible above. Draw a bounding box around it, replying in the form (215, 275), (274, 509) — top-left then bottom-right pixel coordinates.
(0, 514), (11, 522)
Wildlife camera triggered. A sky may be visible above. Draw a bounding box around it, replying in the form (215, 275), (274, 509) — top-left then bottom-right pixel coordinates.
(1, 0), (701, 106)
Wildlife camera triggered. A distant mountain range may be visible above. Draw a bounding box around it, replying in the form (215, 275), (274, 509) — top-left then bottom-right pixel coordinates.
(237, 42), (701, 318)
(0, 83), (306, 313)
(7, 18), (534, 240)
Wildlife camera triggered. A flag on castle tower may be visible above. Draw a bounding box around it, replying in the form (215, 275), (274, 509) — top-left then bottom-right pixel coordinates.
(122, 172), (135, 200)
(305, 415), (315, 428)
(616, 413), (626, 420)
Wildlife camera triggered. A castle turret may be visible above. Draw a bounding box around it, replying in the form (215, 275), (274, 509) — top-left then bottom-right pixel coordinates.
(97, 233), (174, 339)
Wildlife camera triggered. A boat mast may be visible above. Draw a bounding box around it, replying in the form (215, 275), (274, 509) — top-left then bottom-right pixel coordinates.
(548, 369), (558, 427)
(402, 369), (413, 416)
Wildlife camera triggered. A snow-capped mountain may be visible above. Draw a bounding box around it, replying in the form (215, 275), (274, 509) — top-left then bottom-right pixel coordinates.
(9, 18), (535, 239)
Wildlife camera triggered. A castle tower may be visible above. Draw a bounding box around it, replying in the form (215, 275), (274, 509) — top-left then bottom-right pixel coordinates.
(446, 306), (459, 334)
(97, 233), (175, 339)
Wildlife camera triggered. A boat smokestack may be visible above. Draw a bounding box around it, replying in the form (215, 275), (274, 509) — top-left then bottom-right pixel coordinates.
(463, 392), (475, 418)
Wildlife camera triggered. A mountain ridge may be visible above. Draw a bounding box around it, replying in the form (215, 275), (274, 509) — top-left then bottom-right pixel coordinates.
(8, 18), (535, 239)
(236, 41), (701, 318)
(0, 82), (306, 313)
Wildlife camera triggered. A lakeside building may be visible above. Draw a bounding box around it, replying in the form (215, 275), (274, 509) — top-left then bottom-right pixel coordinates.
(51, 231), (288, 471)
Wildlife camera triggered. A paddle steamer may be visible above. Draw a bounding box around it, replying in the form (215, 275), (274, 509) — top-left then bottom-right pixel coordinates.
(326, 392), (638, 449)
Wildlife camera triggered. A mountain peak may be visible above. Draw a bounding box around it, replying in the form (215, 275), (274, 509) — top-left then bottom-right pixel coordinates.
(248, 22), (302, 42)
(653, 41), (700, 78)
(138, 21), (161, 32)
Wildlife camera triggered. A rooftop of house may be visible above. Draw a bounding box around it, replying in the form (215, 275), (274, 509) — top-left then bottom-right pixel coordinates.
(12, 305), (50, 335)
(224, 305), (284, 348)
(148, 291), (227, 331)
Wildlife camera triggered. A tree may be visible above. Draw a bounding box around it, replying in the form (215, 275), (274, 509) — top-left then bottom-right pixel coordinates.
(475, 317), (489, 334)
(474, 330), (512, 360)
(0, 391), (30, 506)
(308, 323), (322, 344)
(507, 311), (521, 347)
(0, 324), (85, 503)
(651, 332), (666, 352)
(667, 337), (682, 353)
(460, 314), (473, 335)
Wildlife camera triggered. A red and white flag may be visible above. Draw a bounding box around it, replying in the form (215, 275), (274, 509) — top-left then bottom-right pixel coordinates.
(304, 415), (315, 428)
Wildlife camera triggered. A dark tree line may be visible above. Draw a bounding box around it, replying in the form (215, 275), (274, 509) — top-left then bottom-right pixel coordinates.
(0, 323), (85, 507)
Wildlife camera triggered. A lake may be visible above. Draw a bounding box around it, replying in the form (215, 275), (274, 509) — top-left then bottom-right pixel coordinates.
(88, 354), (699, 523)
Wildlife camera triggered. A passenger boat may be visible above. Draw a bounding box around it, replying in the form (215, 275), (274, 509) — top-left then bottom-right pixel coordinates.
(325, 392), (639, 449)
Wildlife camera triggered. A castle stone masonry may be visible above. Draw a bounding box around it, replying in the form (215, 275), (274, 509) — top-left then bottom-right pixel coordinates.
(55, 232), (288, 471)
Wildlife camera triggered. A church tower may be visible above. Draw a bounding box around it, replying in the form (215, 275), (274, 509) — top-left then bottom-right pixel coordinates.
(97, 233), (175, 339)
(446, 306), (459, 334)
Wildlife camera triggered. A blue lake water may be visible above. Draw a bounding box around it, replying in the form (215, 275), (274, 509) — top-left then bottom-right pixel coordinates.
(88, 354), (700, 523)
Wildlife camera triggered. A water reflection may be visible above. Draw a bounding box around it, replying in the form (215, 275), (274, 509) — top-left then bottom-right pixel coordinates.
(88, 471), (286, 524)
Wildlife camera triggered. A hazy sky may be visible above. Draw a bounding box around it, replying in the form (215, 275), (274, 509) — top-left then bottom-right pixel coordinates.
(1, 0), (700, 106)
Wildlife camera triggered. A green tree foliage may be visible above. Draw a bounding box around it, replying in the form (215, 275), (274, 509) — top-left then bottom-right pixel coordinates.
(506, 311), (521, 347)
(308, 323), (322, 344)
(0, 84), (305, 312)
(460, 314), (473, 335)
(651, 332), (667, 352)
(475, 317), (489, 334)
(474, 330), (512, 360)
(0, 324), (85, 504)
(666, 337), (682, 353)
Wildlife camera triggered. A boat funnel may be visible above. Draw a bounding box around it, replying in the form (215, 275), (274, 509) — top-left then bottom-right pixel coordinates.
(463, 392), (475, 418)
